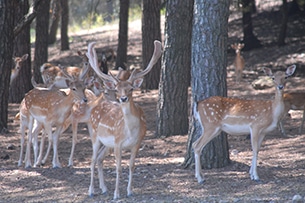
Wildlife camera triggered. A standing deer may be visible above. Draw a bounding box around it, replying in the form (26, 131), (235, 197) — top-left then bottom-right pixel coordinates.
(23, 65), (89, 168)
(86, 40), (162, 199)
(231, 43), (245, 83)
(11, 54), (29, 85)
(192, 65), (296, 183)
(279, 92), (305, 136)
(63, 68), (133, 167)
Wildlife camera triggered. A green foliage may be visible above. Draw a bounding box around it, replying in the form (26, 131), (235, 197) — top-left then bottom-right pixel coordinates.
(80, 13), (105, 29)
(129, 4), (142, 22)
(30, 28), (36, 43)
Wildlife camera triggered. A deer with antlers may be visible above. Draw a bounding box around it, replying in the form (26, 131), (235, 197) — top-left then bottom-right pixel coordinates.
(192, 65), (296, 183)
(231, 43), (245, 83)
(22, 65), (89, 168)
(63, 68), (136, 167)
(10, 54), (29, 85)
(86, 40), (162, 199)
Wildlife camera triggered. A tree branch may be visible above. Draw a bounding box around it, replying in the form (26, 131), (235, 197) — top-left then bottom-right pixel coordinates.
(13, 0), (44, 37)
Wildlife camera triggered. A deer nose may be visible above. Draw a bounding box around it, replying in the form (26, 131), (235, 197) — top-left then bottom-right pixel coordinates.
(278, 85), (284, 90)
(120, 96), (128, 103)
(83, 97), (88, 103)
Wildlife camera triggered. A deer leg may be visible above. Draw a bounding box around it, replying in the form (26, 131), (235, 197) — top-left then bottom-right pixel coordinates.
(113, 145), (122, 200)
(127, 142), (141, 197)
(278, 120), (286, 137)
(18, 122), (26, 167)
(192, 127), (222, 184)
(299, 110), (305, 134)
(68, 121), (78, 167)
(249, 129), (266, 181)
(88, 138), (101, 197)
(52, 126), (63, 168)
(32, 122), (43, 167)
(97, 145), (110, 195)
(24, 117), (34, 168)
(36, 128), (46, 166)
(42, 126), (53, 165)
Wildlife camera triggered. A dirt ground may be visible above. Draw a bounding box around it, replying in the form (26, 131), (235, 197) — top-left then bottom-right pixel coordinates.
(1, 3), (305, 203)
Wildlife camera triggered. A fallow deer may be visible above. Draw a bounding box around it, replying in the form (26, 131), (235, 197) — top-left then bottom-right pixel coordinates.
(40, 63), (82, 88)
(11, 54), (29, 85)
(192, 65), (296, 183)
(63, 68), (132, 167)
(23, 65), (89, 168)
(16, 98), (44, 167)
(86, 40), (162, 199)
(279, 92), (305, 136)
(231, 43), (245, 83)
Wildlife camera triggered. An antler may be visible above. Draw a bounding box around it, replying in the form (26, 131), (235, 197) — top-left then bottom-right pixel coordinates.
(31, 77), (55, 90)
(86, 42), (115, 83)
(78, 59), (90, 80)
(58, 64), (75, 81)
(128, 40), (162, 82)
(87, 40), (162, 83)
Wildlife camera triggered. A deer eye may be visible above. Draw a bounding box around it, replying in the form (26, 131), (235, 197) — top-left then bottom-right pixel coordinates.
(272, 77), (275, 80)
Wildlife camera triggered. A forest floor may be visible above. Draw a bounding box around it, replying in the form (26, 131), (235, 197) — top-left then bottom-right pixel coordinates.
(1, 3), (305, 203)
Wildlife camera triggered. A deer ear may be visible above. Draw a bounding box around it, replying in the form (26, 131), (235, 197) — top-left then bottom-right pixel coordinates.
(132, 78), (143, 89)
(286, 65), (296, 77)
(103, 80), (116, 90)
(263, 67), (272, 77)
(22, 54), (29, 60)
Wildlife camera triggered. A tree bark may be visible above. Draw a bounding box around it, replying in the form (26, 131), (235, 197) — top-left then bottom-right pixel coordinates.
(156, 0), (193, 137)
(183, 0), (230, 169)
(13, 0), (44, 37)
(142, 0), (161, 90)
(33, 0), (50, 83)
(278, 0), (288, 46)
(49, 0), (61, 45)
(115, 0), (129, 70)
(9, 0), (32, 103)
(60, 0), (69, 50)
(241, 0), (262, 51)
(0, 1), (15, 133)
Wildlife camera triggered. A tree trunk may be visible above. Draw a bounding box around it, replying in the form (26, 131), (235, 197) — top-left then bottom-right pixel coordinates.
(10, 0), (32, 103)
(33, 0), (50, 83)
(241, 0), (262, 51)
(183, 0), (230, 169)
(60, 0), (69, 50)
(0, 1), (15, 133)
(142, 0), (161, 90)
(278, 0), (288, 46)
(115, 0), (129, 70)
(49, 0), (61, 45)
(156, 0), (193, 137)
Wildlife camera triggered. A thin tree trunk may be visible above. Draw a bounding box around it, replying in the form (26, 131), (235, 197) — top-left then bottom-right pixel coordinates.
(142, 0), (161, 90)
(10, 0), (32, 103)
(60, 0), (69, 50)
(156, 0), (193, 137)
(49, 0), (61, 45)
(0, 1), (15, 133)
(115, 0), (129, 69)
(33, 0), (50, 83)
(241, 0), (262, 51)
(278, 0), (288, 46)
